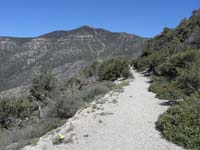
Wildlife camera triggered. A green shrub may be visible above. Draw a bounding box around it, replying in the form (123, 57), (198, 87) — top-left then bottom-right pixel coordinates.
(146, 50), (200, 101)
(81, 61), (100, 77)
(0, 97), (36, 129)
(112, 81), (129, 93)
(134, 50), (167, 72)
(156, 60), (178, 78)
(98, 58), (132, 81)
(0, 118), (64, 150)
(82, 82), (114, 102)
(50, 81), (114, 119)
(51, 95), (83, 119)
(80, 58), (132, 81)
(177, 62), (200, 95)
(30, 71), (58, 101)
(156, 96), (200, 150)
(149, 77), (185, 100)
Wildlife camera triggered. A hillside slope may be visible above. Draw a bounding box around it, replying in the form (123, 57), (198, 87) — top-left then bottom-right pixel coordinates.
(23, 70), (184, 150)
(134, 9), (200, 149)
(0, 26), (147, 91)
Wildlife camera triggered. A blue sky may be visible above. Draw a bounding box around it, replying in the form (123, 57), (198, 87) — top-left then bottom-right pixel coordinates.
(0, 0), (199, 38)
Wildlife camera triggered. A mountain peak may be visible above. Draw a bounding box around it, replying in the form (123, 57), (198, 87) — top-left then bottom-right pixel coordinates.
(40, 26), (95, 38)
(73, 25), (95, 32)
(79, 25), (94, 30)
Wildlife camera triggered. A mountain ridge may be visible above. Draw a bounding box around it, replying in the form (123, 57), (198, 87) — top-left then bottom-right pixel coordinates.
(0, 25), (143, 39)
(0, 26), (147, 91)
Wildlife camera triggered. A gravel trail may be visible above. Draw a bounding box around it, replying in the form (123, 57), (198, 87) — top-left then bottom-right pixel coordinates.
(23, 70), (184, 150)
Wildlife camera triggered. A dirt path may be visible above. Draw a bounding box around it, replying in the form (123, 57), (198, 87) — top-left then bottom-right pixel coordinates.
(23, 70), (184, 150)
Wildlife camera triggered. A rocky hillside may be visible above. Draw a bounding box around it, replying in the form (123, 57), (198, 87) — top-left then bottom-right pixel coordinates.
(0, 26), (147, 91)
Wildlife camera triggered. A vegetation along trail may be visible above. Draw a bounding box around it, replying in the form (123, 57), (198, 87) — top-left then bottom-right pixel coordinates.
(23, 70), (184, 150)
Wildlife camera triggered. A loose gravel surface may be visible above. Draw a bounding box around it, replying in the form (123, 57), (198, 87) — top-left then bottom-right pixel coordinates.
(23, 70), (184, 150)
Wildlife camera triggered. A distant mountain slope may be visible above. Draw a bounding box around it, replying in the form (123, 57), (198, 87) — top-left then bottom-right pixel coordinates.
(0, 26), (147, 91)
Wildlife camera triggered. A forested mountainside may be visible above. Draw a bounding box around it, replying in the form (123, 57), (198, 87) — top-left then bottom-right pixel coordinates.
(134, 9), (200, 150)
(0, 26), (147, 91)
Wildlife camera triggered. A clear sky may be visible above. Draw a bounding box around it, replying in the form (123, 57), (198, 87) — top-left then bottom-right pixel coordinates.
(0, 0), (199, 38)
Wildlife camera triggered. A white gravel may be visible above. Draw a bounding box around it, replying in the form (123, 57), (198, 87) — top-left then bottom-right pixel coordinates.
(23, 70), (185, 150)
